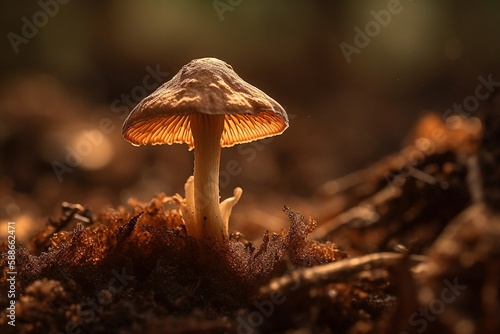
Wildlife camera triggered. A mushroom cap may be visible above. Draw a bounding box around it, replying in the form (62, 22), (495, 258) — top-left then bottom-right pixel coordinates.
(122, 57), (288, 149)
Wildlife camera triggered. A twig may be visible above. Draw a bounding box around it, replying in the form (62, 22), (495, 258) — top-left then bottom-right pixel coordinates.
(259, 252), (426, 296)
(465, 154), (484, 204)
(310, 186), (401, 240)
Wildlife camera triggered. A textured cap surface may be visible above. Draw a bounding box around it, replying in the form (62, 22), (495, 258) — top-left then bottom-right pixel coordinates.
(122, 58), (288, 149)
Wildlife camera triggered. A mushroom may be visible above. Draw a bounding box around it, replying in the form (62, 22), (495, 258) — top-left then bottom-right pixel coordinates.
(122, 58), (288, 244)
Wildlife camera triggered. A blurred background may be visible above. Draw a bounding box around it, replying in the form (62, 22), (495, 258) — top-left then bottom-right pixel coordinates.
(1, 0), (499, 243)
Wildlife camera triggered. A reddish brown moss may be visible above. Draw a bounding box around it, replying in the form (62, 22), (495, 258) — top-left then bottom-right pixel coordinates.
(0, 195), (346, 334)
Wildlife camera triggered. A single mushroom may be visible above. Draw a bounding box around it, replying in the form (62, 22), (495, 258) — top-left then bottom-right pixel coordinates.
(122, 57), (288, 244)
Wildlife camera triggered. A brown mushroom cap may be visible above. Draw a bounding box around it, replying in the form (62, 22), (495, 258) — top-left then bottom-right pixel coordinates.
(122, 58), (288, 149)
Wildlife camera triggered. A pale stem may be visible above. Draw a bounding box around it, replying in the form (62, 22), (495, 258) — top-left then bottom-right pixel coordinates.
(190, 113), (226, 243)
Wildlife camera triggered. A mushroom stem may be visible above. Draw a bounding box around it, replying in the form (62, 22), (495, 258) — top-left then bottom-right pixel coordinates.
(190, 113), (226, 243)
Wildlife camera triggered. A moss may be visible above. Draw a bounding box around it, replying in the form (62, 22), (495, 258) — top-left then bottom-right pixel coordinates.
(0, 196), (346, 334)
